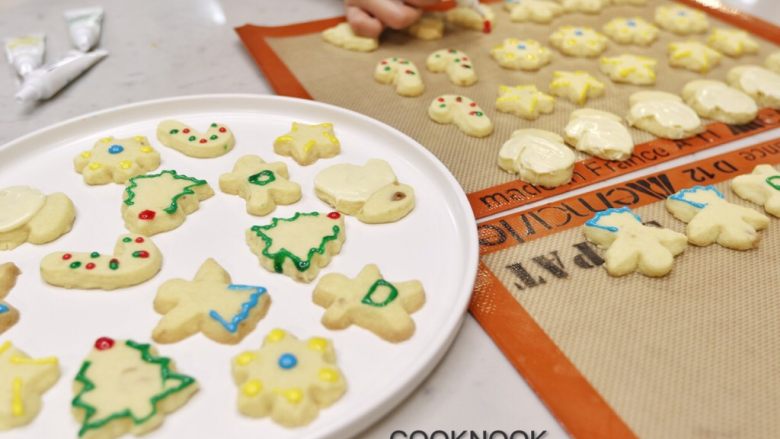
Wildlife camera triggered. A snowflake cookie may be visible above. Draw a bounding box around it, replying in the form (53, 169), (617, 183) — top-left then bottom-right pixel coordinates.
(731, 165), (780, 217)
(74, 136), (161, 185)
(707, 28), (758, 57)
(490, 38), (551, 71)
(667, 41), (722, 73)
(122, 170), (214, 236)
(446, 5), (495, 31)
(156, 120), (235, 158)
(666, 185), (769, 250)
(495, 84), (555, 121)
(583, 207), (687, 277)
(498, 129), (575, 188)
(599, 54), (657, 85)
(503, 0), (563, 24)
(152, 258), (270, 344)
(0, 186), (75, 251)
(560, 0), (610, 14)
(681, 80), (758, 125)
(550, 26), (608, 57)
(767, 51), (780, 74)
(374, 57), (424, 97)
(274, 122), (341, 166)
(428, 95), (493, 138)
(426, 49), (477, 86)
(313, 264), (425, 342)
(0, 341), (59, 431)
(232, 329), (346, 427)
(72, 337), (198, 439)
(603, 17), (659, 46)
(407, 14), (444, 40)
(246, 212), (345, 283)
(219, 155), (302, 217)
(564, 109), (634, 161)
(727, 65), (780, 108)
(548, 70), (605, 105)
(0, 263), (20, 335)
(626, 91), (702, 139)
(322, 22), (378, 52)
(315, 159), (415, 224)
(655, 4), (708, 35)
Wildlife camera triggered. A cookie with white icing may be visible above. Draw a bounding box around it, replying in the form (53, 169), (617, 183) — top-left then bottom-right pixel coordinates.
(564, 109), (634, 161)
(550, 26), (608, 57)
(490, 38), (551, 71)
(549, 70), (605, 105)
(707, 28), (759, 57)
(603, 17), (659, 46)
(681, 80), (757, 125)
(74, 135), (161, 185)
(496, 84), (555, 121)
(731, 165), (780, 217)
(426, 49), (477, 86)
(498, 129), (575, 188)
(274, 122), (341, 166)
(0, 341), (60, 431)
(407, 14), (444, 40)
(503, 0), (563, 24)
(322, 22), (378, 52)
(219, 155), (302, 216)
(156, 120), (235, 158)
(668, 41), (722, 73)
(374, 57), (424, 97)
(727, 65), (780, 108)
(428, 95), (493, 138)
(0, 263), (20, 335)
(446, 5), (495, 31)
(560, 0), (610, 14)
(626, 91), (702, 139)
(0, 186), (75, 251)
(655, 4), (708, 35)
(599, 54), (657, 85)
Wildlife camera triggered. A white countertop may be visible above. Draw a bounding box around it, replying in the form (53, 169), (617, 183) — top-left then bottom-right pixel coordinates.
(1, 1), (777, 438)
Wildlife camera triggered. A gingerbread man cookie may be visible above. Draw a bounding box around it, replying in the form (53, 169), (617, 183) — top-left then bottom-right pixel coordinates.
(0, 186), (76, 251)
(564, 109), (634, 161)
(603, 17), (659, 46)
(322, 22), (378, 52)
(407, 14), (444, 40)
(374, 57), (424, 97)
(681, 80), (758, 125)
(490, 38), (551, 71)
(727, 66), (780, 109)
(428, 95), (493, 138)
(503, 0), (563, 23)
(156, 120), (235, 158)
(707, 28), (758, 57)
(232, 329), (347, 427)
(274, 122), (341, 166)
(550, 26), (608, 58)
(599, 54), (657, 85)
(655, 4), (708, 35)
(626, 91), (702, 139)
(446, 4), (495, 31)
(731, 165), (780, 217)
(426, 49), (477, 86)
(0, 341), (59, 431)
(219, 155), (302, 217)
(548, 70), (605, 105)
(0, 263), (20, 335)
(74, 135), (161, 185)
(560, 0), (610, 13)
(496, 84), (555, 121)
(498, 129), (575, 188)
(668, 41), (722, 73)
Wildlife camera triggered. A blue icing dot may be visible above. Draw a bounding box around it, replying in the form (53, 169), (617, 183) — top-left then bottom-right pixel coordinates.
(278, 353), (298, 369)
(0, 304), (7, 314)
(574, 29), (583, 36)
(627, 20), (636, 27)
(517, 44), (526, 49)
(108, 144), (124, 154)
(677, 10), (687, 16)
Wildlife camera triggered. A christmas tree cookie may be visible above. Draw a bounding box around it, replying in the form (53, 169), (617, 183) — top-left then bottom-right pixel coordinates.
(152, 259), (271, 344)
(72, 337), (198, 439)
(273, 122), (341, 166)
(122, 170), (214, 236)
(219, 155), (302, 217)
(232, 329), (347, 427)
(0, 263), (20, 334)
(246, 212), (345, 283)
(74, 135), (161, 185)
(731, 165), (780, 217)
(0, 186), (76, 251)
(0, 341), (60, 431)
(156, 120), (235, 158)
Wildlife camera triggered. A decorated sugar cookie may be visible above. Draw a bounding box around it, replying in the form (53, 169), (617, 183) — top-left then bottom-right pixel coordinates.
(668, 41), (722, 73)
(503, 0), (563, 24)
(152, 259), (270, 345)
(681, 80), (757, 125)
(727, 66), (780, 108)
(122, 170), (214, 236)
(603, 17), (659, 46)
(626, 91), (702, 139)
(0, 263), (20, 335)
(548, 70), (605, 105)
(655, 4), (708, 35)
(426, 49), (477, 86)
(583, 207), (687, 277)
(374, 57), (424, 97)
(156, 120), (235, 158)
(72, 337), (198, 439)
(0, 341), (59, 431)
(446, 5), (494, 31)
(564, 109), (634, 161)
(313, 264), (425, 342)
(496, 84), (555, 121)
(707, 28), (758, 57)
(407, 14), (444, 40)
(599, 54), (657, 85)
(322, 22), (378, 52)
(0, 186), (75, 251)
(232, 329), (346, 427)
(273, 122), (341, 166)
(40, 234), (162, 290)
(767, 51), (780, 74)
(246, 212), (345, 283)
(428, 95), (493, 138)
(219, 155), (302, 216)
(731, 165), (780, 217)
(612, 0), (647, 4)
(498, 129), (575, 188)
(490, 38), (551, 71)
(560, 0), (610, 13)
(74, 136), (161, 185)
(666, 185), (769, 250)
(550, 26), (608, 57)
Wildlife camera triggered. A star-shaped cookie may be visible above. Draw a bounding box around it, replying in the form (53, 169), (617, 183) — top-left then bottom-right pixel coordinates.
(707, 28), (759, 57)
(731, 165), (780, 217)
(219, 155), (302, 216)
(0, 341), (60, 431)
(273, 122), (341, 166)
(668, 41), (722, 73)
(599, 54), (657, 85)
(0, 263), (20, 334)
(549, 70), (605, 105)
(496, 85), (555, 120)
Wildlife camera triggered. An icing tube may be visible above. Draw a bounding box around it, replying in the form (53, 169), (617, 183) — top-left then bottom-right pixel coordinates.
(4, 34), (45, 77)
(64, 7), (104, 52)
(15, 49), (108, 103)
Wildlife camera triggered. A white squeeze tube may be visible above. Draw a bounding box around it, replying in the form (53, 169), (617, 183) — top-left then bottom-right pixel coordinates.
(15, 49), (108, 103)
(4, 34), (46, 77)
(64, 7), (104, 52)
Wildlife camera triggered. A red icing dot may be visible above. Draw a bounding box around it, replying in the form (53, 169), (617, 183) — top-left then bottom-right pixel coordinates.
(199, 138), (207, 144)
(462, 56), (469, 61)
(405, 69), (413, 74)
(381, 60), (387, 65)
(134, 250), (150, 258)
(219, 127), (226, 133)
(327, 212), (341, 219)
(455, 96), (463, 102)
(85, 262), (96, 270)
(138, 210), (156, 220)
(135, 237), (145, 243)
(469, 111), (477, 115)
(470, 102), (477, 107)
(182, 128), (190, 134)
(483, 20), (492, 34)
(95, 337), (115, 350)
(62, 253), (72, 260)
(437, 97), (445, 102)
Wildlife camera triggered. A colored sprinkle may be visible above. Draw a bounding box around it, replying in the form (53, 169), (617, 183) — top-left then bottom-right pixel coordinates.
(278, 353), (298, 369)
(132, 250), (150, 259)
(454, 58), (461, 63)
(462, 56), (469, 61)
(199, 138), (207, 144)
(122, 237), (132, 243)
(138, 210), (156, 220)
(211, 123), (218, 128)
(85, 263), (96, 270)
(462, 64), (472, 69)
(575, 29), (583, 36)
(135, 237), (145, 243)
(62, 253), (72, 260)
(439, 104), (446, 108)
(448, 49), (457, 53)
(405, 69), (415, 75)
(327, 212), (341, 219)
(456, 96), (462, 102)
(70, 261), (82, 269)
(219, 127), (227, 133)
(437, 97), (445, 102)
(470, 111), (484, 117)
(384, 66), (391, 72)
(210, 134), (218, 140)
(381, 60), (387, 65)
(470, 102), (477, 107)
(94, 337), (115, 350)
(188, 136), (196, 142)
(483, 20), (492, 34)
(109, 258), (119, 270)
(182, 128), (190, 133)
(90, 252), (100, 258)
(169, 129), (179, 135)
(517, 44), (526, 49)
(627, 20), (636, 27)
(108, 145), (124, 154)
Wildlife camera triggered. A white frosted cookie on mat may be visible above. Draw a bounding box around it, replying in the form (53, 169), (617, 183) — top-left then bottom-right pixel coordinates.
(731, 165), (780, 217)
(681, 80), (757, 125)
(550, 26), (608, 57)
(503, 0), (563, 24)
(72, 337), (198, 439)
(0, 341), (59, 431)
(767, 51), (780, 73)
(496, 84), (555, 121)
(549, 70), (605, 105)
(583, 207), (687, 277)
(74, 135), (161, 185)
(219, 155), (302, 216)
(232, 329), (346, 427)
(599, 54), (657, 85)
(667, 41), (722, 73)
(313, 264), (425, 342)
(727, 65), (780, 108)
(560, 0), (610, 14)
(0, 263), (20, 335)
(707, 28), (759, 57)
(428, 95), (493, 137)
(274, 122), (341, 166)
(446, 5), (495, 31)
(407, 14), (444, 40)
(603, 17), (659, 46)
(314, 159), (415, 224)
(655, 4), (708, 35)
(426, 49), (477, 86)
(374, 57), (424, 97)
(0, 186), (75, 251)
(156, 120), (235, 158)
(490, 38), (551, 71)
(322, 22), (378, 52)
(498, 129), (575, 188)
(564, 109), (634, 161)
(626, 91), (702, 139)
(246, 212), (345, 283)
(666, 185), (769, 250)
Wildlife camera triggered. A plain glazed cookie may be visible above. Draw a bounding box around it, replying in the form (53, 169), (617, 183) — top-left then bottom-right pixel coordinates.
(560, 0), (610, 14)
(407, 14), (444, 40)
(498, 129), (575, 188)
(426, 49), (477, 86)
(0, 341), (60, 431)
(496, 84), (555, 120)
(374, 57), (424, 97)
(564, 109), (634, 161)
(219, 155), (302, 216)
(428, 95), (493, 137)
(550, 26), (608, 57)
(599, 54), (657, 85)
(446, 5), (495, 31)
(156, 120), (235, 158)
(503, 0), (563, 23)
(322, 22), (378, 52)
(274, 122), (341, 166)
(74, 136), (161, 185)
(707, 28), (759, 57)
(549, 70), (605, 105)
(727, 65), (780, 108)
(731, 165), (780, 217)
(655, 4), (708, 35)
(0, 263), (20, 335)
(0, 186), (75, 251)
(681, 80), (757, 125)
(490, 38), (551, 71)
(668, 41), (722, 73)
(603, 17), (659, 46)
(626, 91), (702, 139)
(767, 51), (780, 73)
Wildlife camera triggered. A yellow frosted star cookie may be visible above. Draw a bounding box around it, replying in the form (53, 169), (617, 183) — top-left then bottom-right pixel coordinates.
(550, 26), (608, 57)
(0, 341), (59, 431)
(426, 49), (477, 86)
(767, 51), (780, 74)
(490, 38), (551, 71)
(655, 4), (708, 35)
(727, 65), (780, 108)
(626, 91), (702, 139)
(668, 41), (722, 73)
(322, 22), (378, 52)
(681, 80), (757, 125)
(731, 165), (780, 217)
(156, 120), (235, 158)
(503, 0), (563, 23)
(374, 57), (424, 97)
(428, 95), (493, 137)
(0, 263), (20, 334)
(549, 70), (605, 105)
(599, 54), (657, 85)
(273, 122), (341, 166)
(407, 14), (444, 40)
(498, 129), (575, 188)
(560, 0), (610, 14)
(707, 28), (758, 57)
(446, 5), (495, 31)
(219, 155), (302, 216)
(0, 186), (75, 251)
(564, 109), (634, 161)
(496, 84), (555, 121)
(603, 17), (659, 46)
(75, 136), (161, 185)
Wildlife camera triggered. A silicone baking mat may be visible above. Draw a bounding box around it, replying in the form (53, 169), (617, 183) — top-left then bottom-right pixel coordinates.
(236, 0), (780, 220)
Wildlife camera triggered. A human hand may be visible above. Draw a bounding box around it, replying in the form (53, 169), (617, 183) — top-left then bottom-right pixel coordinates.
(345, 0), (444, 38)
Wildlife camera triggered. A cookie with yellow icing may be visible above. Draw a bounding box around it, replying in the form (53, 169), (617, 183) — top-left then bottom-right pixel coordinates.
(655, 4), (708, 35)
(496, 84), (555, 121)
(603, 17), (659, 46)
(503, 0), (563, 23)
(550, 26), (608, 58)
(0, 341), (60, 431)
(446, 5), (495, 31)
(549, 70), (605, 105)
(599, 54), (657, 85)
(490, 38), (551, 71)
(707, 28), (759, 57)
(274, 122), (341, 166)
(668, 41), (722, 73)
(74, 135), (160, 185)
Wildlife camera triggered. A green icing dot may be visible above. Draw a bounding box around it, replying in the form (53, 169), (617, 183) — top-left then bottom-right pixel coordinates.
(188, 136), (196, 141)
(209, 134), (218, 140)
(109, 260), (119, 270)
(439, 104), (446, 108)
(169, 129), (179, 135)
(122, 237), (132, 243)
(384, 66), (391, 72)
(70, 261), (81, 269)
(90, 252), (100, 259)
(210, 122), (218, 128)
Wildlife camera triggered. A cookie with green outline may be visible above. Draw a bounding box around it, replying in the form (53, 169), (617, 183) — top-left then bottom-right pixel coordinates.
(731, 165), (780, 217)
(156, 120), (235, 158)
(122, 170), (214, 236)
(219, 155), (302, 216)
(245, 212), (345, 283)
(0, 263), (20, 335)
(72, 337), (198, 439)
(74, 135), (161, 185)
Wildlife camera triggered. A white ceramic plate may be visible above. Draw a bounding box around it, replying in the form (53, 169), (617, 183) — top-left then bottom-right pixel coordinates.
(0, 94), (478, 439)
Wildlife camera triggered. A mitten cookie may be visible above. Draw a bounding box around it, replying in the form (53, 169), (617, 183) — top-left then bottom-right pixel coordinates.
(564, 109), (634, 161)
(548, 70), (605, 105)
(219, 155), (302, 216)
(428, 95), (493, 137)
(273, 122), (341, 166)
(0, 341), (59, 431)
(322, 22), (378, 52)
(156, 120), (235, 158)
(498, 129), (575, 188)
(0, 263), (20, 334)
(681, 80), (757, 125)
(74, 135), (161, 185)
(374, 57), (424, 97)
(731, 165), (780, 217)
(496, 85), (555, 121)
(0, 186), (75, 251)
(626, 91), (702, 139)
(426, 49), (477, 86)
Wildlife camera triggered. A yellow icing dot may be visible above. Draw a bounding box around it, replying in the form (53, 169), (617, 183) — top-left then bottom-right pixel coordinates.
(282, 388), (303, 404)
(119, 160), (133, 170)
(242, 379), (263, 397)
(275, 135), (294, 144)
(80, 151), (91, 159)
(88, 162), (102, 170)
(133, 135), (145, 142)
(307, 337), (328, 352)
(140, 146), (153, 153)
(266, 329), (286, 343)
(303, 140), (316, 153)
(11, 378), (23, 416)
(236, 352), (256, 366)
(10, 356), (58, 366)
(318, 367), (340, 383)
(100, 137), (113, 143)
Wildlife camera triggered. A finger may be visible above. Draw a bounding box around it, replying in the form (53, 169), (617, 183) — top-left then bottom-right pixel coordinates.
(403, 0), (444, 7)
(351, 0), (422, 30)
(346, 5), (384, 38)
